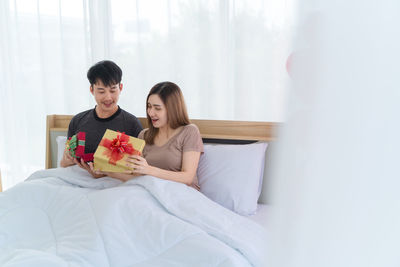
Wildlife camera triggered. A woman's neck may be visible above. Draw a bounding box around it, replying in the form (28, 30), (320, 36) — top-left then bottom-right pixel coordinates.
(157, 126), (175, 139)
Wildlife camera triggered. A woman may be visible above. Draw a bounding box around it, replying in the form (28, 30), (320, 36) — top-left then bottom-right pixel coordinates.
(91, 81), (203, 189)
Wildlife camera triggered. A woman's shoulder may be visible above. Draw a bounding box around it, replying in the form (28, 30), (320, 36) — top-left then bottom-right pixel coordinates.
(180, 124), (204, 151)
(179, 124), (201, 139)
(183, 123), (200, 133)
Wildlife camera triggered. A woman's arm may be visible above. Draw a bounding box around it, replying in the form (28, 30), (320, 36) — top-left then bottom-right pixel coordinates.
(126, 151), (201, 186)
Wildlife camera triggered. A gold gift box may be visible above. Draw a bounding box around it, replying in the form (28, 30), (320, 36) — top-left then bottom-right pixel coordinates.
(94, 129), (145, 172)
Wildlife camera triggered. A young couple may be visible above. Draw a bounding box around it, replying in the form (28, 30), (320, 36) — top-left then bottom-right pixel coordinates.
(61, 60), (203, 190)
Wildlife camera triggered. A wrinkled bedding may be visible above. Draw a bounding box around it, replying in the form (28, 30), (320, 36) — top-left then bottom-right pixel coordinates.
(0, 166), (267, 266)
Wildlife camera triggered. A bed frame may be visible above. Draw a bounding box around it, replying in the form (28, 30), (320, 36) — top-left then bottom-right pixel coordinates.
(45, 114), (280, 203)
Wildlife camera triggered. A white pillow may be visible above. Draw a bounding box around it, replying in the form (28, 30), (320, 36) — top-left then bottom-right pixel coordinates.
(56, 136), (67, 167)
(197, 142), (268, 216)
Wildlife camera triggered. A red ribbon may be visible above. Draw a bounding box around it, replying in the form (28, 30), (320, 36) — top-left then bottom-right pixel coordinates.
(100, 132), (136, 165)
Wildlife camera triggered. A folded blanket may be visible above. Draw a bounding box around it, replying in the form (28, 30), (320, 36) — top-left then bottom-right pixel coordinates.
(0, 167), (267, 266)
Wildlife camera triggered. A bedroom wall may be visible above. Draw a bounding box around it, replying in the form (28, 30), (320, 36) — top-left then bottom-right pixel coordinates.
(0, 0), (296, 190)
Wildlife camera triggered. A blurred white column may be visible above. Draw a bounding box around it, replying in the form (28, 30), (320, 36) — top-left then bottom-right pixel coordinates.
(268, 1), (400, 266)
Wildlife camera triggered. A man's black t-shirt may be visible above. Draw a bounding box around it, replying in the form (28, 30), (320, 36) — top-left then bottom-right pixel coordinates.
(67, 106), (143, 155)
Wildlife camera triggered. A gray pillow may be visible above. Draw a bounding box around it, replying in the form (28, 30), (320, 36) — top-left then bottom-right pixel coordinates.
(197, 142), (268, 215)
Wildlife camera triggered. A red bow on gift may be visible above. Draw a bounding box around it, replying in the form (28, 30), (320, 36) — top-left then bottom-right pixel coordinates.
(99, 132), (138, 165)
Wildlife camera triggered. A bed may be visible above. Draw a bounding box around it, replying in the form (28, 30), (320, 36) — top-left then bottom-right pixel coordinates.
(0, 115), (279, 266)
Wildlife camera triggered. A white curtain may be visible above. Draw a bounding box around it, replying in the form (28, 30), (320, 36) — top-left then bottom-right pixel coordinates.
(0, 0), (296, 189)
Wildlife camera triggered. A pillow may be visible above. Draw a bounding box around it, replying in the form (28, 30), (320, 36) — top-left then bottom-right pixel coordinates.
(197, 142), (268, 216)
(56, 136), (67, 167)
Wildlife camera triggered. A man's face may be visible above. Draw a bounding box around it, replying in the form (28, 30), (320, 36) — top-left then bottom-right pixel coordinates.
(90, 80), (122, 115)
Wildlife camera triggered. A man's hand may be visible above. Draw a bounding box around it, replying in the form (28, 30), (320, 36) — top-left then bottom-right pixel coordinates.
(60, 148), (75, 167)
(74, 158), (105, 178)
(88, 162), (137, 182)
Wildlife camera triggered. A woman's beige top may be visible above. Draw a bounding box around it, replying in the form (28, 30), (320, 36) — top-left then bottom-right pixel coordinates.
(138, 124), (204, 190)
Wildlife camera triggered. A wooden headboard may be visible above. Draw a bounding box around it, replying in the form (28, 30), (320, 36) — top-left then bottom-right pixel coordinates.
(46, 114), (280, 169)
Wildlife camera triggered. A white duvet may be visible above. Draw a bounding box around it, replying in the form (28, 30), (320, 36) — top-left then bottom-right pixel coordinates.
(0, 166), (267, 267)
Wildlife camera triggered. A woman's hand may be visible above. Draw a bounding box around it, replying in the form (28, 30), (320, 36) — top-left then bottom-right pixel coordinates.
(126, 155), (154, 176)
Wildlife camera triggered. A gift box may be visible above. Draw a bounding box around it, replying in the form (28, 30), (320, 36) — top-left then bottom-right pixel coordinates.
(66, 132), (94, 162)
(93, 129), (145, 172)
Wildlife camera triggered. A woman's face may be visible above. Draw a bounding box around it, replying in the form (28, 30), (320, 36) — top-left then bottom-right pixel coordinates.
(147, 94), (168, 129)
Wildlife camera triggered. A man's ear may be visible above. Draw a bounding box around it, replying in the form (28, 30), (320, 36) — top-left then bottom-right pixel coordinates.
(119, 83), (123, 92)
(90, 85), (94, 95)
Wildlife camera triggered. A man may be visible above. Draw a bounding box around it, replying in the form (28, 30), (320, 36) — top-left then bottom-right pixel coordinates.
(60, 60), (143, 177)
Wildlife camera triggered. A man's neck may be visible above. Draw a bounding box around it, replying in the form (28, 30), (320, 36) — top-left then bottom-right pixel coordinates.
(95, 106), (119, 119)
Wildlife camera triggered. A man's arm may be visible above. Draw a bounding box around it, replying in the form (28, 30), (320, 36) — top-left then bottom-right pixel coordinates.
(75, 158), (105, 178)
(60, 147), (74, 167)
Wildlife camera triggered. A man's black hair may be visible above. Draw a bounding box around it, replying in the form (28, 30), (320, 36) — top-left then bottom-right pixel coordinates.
(87, 60), (122, 86)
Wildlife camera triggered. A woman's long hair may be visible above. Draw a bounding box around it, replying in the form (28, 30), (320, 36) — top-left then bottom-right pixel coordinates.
(144, 82), (190, 144)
